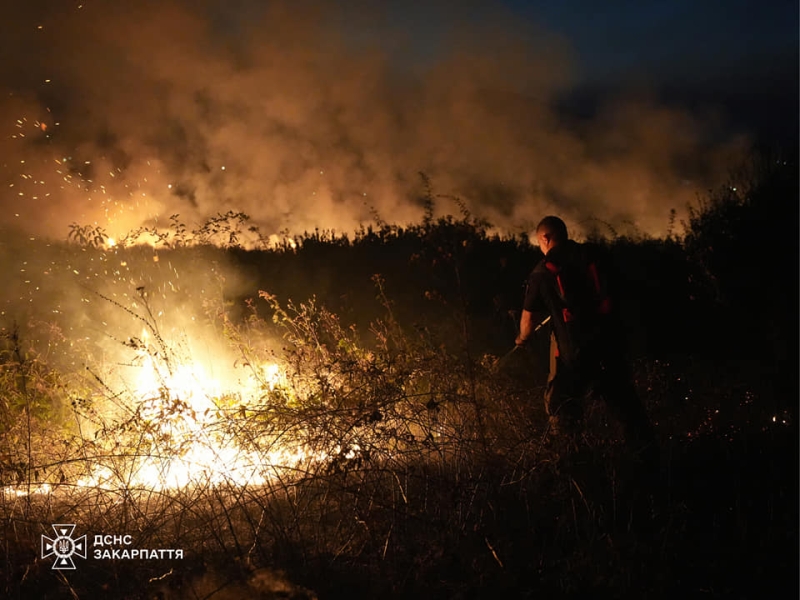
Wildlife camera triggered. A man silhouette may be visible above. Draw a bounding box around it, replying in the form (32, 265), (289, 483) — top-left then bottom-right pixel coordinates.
(516, 216), (656, 459)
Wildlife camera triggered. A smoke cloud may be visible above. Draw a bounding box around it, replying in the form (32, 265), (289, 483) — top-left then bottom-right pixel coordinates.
(1, 0), (748, 241)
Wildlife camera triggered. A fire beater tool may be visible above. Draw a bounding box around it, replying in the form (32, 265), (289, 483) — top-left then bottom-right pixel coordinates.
(493, 315), (551, 371)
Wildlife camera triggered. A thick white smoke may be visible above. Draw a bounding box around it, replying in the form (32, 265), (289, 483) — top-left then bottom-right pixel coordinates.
(1, 0), (748, 241)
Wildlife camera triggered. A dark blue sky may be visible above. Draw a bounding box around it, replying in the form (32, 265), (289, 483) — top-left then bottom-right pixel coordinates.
(509, 0), (797, 83)
(212, 1), (797, 94)
(363, 1), (795, 75)
(365, 0), (798, 142)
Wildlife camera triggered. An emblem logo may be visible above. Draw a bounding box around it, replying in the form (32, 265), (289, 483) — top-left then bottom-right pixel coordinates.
(41, 524), (87, 570)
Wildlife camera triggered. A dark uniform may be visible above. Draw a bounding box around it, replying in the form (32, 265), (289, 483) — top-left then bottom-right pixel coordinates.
(523, 239), (654, 449)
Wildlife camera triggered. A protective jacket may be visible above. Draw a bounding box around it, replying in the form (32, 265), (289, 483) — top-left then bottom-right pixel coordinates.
(523, 240), (618, 366)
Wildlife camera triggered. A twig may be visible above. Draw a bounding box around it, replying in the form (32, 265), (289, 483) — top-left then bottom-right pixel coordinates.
(485, 536), (504, 568)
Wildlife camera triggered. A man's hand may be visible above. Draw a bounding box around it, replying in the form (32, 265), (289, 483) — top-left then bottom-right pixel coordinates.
(514, 334), (528, 347)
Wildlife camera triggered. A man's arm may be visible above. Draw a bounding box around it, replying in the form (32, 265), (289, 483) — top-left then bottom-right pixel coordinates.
(515, 309), (535, 346)
(516, 268), (551, 346)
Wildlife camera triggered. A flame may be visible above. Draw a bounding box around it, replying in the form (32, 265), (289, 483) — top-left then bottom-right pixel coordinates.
(2, 483), (52, 498)
(73, 331), (323, 492)
(263, 362), (283, 390)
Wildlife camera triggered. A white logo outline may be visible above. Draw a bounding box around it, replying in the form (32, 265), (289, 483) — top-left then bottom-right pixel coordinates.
(41, 524), (87, 570)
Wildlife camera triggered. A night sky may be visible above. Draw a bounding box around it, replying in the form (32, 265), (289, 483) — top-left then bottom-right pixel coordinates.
(516, 0), (796, 81)
(0, 0), (796, 241)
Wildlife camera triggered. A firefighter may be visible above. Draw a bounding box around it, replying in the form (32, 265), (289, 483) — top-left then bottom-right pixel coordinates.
(516, 216), (656, 459)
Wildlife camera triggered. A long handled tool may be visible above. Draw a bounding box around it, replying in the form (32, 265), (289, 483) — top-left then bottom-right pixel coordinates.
(492, 315), (551, 371)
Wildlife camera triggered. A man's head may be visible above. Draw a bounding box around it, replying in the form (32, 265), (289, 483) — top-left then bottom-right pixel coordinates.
(535, 216), (568, 256)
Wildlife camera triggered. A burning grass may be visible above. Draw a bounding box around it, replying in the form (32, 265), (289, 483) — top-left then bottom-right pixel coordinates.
(1, 277), (793, 598)
(0, 167), (796, 597)
(0, 268), (559, 598)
